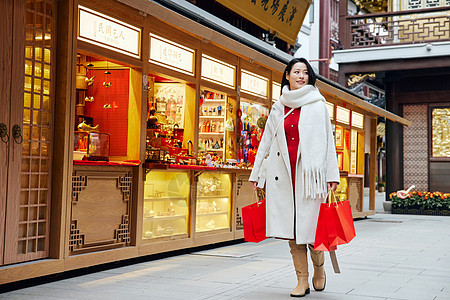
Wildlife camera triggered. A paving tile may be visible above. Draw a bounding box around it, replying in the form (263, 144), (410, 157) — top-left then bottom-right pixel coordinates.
(2, 214), (450, 300)
(347, 281), (401, 298)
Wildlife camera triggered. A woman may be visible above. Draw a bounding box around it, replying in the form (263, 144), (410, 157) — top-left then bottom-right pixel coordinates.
(249, 58), (340, 297)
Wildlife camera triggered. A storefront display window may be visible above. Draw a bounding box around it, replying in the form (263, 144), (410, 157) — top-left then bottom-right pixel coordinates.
(239, 99), (269, 166)
(143, 171), (190, 240)
(198, 89), (227, 165)
(334, 111), (365, 175)
(238, 100), (269, 166)
(154, 83), (185, 127)
(196, 173), (231, 232)
(73, 54), (140, 161)
(431, 108), (450, 158)
(146, 75), (196, 164)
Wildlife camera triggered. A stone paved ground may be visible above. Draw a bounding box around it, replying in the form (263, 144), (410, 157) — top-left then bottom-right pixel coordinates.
(1, 213), (450, 300)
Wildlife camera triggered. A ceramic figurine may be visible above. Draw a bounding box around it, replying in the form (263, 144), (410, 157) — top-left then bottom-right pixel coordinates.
(77, 120), (99, 132)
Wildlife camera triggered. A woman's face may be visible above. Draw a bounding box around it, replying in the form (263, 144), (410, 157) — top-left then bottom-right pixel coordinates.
(286, 62), (309, 90)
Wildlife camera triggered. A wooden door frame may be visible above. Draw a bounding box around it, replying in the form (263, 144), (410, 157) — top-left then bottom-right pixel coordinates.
(3, 0), (26, 264)
(0, 0), (14, 266)
(4, 0), (57, 264)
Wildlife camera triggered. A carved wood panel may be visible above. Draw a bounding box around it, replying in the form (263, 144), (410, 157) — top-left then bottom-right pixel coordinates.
(348, 177), (363, 212)
(69, 169), (132, 255)
(235, 174), (258, 230)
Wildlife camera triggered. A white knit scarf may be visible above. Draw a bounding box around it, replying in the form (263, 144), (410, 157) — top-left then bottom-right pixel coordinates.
(279, 84), (328, 199)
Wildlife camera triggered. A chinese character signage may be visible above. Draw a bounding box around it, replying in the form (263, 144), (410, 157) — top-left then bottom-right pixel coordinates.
(351, 111), (364, 129)
(78, 6), (141, 58)
(336, 106), (350, 125)
(149, 34), (195, 76)
(241, 70), (268, 98)
(350, 129), (358, 174)
(215, 0), (311, 44)
(272, 82), (281, 102)
(201, 55), (236, 88)
(326, 101), (334, 120)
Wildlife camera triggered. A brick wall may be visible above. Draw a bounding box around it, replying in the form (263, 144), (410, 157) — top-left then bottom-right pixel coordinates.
(403, 104), (428, 191)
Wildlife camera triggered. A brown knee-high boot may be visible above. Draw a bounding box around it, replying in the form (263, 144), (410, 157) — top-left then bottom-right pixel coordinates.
(308, 244), (326, 291)
(288, 240), (310, 297)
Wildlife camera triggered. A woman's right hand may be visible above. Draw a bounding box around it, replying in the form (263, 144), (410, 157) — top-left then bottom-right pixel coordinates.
(251, 181), (259, 190)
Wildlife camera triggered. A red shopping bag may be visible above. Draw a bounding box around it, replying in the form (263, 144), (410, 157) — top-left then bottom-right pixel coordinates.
(314, 202), (337, 251)
(314, 190), (356, 250)
(242, 196), (267, 243)
(327, 202), (349, 247)
(334, 200), (356, 243)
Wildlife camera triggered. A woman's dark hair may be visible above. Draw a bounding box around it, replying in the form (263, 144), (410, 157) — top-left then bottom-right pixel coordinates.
(281, 57), (316, 93)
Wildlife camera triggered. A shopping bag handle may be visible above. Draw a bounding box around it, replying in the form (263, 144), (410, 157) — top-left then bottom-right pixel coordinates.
(252, 189), (266, 204)
(326, 189), (341, 206)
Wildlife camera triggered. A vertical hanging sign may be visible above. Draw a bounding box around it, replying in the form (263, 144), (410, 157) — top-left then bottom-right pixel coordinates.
(350, 129), (358, 174)
(78, 6), (141, 58)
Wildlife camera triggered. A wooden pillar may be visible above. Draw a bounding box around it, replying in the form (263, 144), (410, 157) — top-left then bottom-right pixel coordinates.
(385, 80), (403, 199)
(319, 0), (330, 78)
(369, 118), (377, 211)
(338, 0), (349, 49)
(50, 0), (74, 259)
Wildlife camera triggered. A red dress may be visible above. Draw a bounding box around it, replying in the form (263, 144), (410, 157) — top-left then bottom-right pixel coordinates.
(284, 107), (301, 190)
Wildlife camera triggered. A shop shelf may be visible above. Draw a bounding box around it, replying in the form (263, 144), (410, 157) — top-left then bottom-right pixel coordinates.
(199, 115), (225, 119)
(144, 196), (187, 201)
(195, 227), (229, 233)
(143, 233), (189, 240)
(203, 99), (225, 103)
(197, 196), (229, 199)
(196, 211), (228, 217)
(143, 214), (186, 221)
(199, 132), (224, 135)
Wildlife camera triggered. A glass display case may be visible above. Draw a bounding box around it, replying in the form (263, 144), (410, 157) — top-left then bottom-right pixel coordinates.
(238, 100), (269, 166)
(73, 131), (110, 161)
(198, 89), (227, 164)
(196, 172), (232, 233)
(143, 171), (190, 240)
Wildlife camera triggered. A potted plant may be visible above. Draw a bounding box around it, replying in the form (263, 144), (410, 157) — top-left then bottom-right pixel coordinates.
(377, 182), (385, 192)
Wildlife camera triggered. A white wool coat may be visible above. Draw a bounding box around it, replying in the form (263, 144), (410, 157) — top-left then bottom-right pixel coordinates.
(249, 100), (340, 244)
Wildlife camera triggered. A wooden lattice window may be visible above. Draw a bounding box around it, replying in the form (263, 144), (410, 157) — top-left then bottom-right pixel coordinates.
(18, 0), (54, 256)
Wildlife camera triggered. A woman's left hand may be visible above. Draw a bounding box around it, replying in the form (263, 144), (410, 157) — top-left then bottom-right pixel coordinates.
(327, 182), (338, 191)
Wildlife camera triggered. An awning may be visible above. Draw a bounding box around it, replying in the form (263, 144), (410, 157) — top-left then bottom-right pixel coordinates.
(117, 0), (411, 126)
